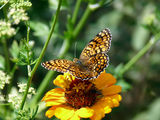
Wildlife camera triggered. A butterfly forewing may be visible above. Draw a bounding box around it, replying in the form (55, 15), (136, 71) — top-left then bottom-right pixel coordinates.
(42, 59), (92, 79)
(79, 28), (112, 60)
(42, 59), (74, 73)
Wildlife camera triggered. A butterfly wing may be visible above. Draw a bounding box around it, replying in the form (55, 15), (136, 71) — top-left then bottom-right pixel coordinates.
(78, 28), (111, 79)
(79, 28), (112, 60)
(41, 59), (74, 73)
(81, 53), (109, 79)
(42, 59), (92, 79)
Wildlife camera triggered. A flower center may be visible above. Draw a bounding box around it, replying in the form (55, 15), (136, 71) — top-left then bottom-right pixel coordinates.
(65, 78), (102, 109)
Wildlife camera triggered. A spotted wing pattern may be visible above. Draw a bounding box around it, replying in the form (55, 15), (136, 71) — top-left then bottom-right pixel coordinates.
(79, 28), (112, 60)
(41, 59), (74, 73)
(87, 53), (109, 79)
(42, 28), (112, 80)
(41, 59), (93, 79)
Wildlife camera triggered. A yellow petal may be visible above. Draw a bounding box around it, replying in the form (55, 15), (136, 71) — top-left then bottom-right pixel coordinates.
(76, 107), (94, 118)
(90, 107), (105, 120)
(55, 105), (75, 120)
(112, 98), (120, 107)
(104, 106), (112, 114)
(94, 72), (116, 89)
(54, 75), (67, 88)
(45, 106), (57, 118)
(42, 88), (66, 106)
(103, 85), (122, 96)
(42, 88), (64, 101)
(45, 99), (65, 106)
(69, 114), (80, 120)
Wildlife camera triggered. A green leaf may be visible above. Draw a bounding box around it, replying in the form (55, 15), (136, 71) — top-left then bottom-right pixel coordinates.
(116, 79), (132, 92)
(9, 40), (19, 59)
(16, 39), (35, 66)
(29, 21), (49, 38)
(114, 63), (124, 78)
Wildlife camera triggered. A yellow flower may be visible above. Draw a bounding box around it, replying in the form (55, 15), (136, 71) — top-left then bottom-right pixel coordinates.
(42, 71), (122, 120)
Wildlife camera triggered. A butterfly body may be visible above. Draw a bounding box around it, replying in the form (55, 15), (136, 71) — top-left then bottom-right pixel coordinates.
(42, 29), (112, 80)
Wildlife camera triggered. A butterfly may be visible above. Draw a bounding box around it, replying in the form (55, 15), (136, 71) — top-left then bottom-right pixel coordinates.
(42, 28), (112, 80)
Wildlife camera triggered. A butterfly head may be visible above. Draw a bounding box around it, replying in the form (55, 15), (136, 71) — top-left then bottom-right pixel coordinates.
(73, 58), (82, 65)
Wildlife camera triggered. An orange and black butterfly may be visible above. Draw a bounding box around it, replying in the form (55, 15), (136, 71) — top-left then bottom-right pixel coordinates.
(42, 29), (112, 80)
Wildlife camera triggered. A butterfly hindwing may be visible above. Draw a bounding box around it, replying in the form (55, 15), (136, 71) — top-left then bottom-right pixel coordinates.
(89, 53), (109, 78)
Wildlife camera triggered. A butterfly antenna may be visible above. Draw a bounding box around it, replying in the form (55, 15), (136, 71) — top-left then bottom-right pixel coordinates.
(74, 42), (77, 58)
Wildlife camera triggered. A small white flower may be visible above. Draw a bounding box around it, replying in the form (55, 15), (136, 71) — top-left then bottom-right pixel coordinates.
(8, 8), (29, 25)
(29, 40), (35, 48)
(18, 83), (36, 99)
(18, 83), (26, 93)
(0, 93), (5, 102)
(0, 20), (16, 38)
(0, 70), (11, 90)
(89, 3), (100, 10)
(0, 0), (8, 4)
(8, 88), (22, 109)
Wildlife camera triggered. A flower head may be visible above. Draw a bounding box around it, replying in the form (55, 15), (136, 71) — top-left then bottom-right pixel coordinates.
(0, 20), (15, 38)
(42, 71), (122, 120)
(18, 83), (36, 99)
(8, 8), (29, 24)
(0, 70), (11, 90)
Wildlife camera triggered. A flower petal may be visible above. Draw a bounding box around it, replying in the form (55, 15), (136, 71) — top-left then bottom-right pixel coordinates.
(76, 107), (94, 118)
(42, 88), (65, 106)
(94, 72), (116, 89)
(90, 105), (105, 120)
(45, 106), (57, 118)
(69, 114), (80, 120)
(110, 94), (122, 107)
(104, 106), (112, 114)
(54, 72), (75, 88)
(103, 85), (122, 96)
(54, 75), (67, 88)
(42, 88), (64, 100)
(54, 105), (75, 120)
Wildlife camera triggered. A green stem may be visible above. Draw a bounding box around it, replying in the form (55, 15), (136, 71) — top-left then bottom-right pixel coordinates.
(26, 26), (30, 44)
(73, 5), (92, 39)
(71, 0), (82, 25)
(20, 0), (62, 110)
(0, 1), (9, 10)
(7, 64), (17, 94)
(2, 2), (8, 21)
(120, 32), (160, 76)
(26, 27), (31, 77)
(2, 39), (10, 73)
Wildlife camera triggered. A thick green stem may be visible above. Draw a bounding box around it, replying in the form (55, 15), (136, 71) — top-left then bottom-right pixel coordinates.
(20, 0), (62, 110)
(73, 5), (92, 39)
(7, 64), (17, 93)
(120, 32), (160, 76)
(71, 0), (82, 25)
(2, 39), (10, 73)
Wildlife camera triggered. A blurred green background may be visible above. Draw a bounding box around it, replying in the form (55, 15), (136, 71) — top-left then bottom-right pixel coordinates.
(1, 0), (160, 119)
